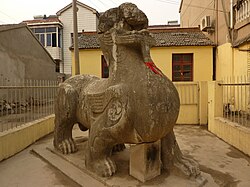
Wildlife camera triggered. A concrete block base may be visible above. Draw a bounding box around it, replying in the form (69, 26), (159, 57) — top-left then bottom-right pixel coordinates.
(129, 140), (161, 182)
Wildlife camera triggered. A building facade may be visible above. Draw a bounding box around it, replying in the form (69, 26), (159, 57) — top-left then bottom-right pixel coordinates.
(179, 0), (250, 78)
(56, 1), (99, 75)
(0, 24), (57, 81)
(23, 15), (63, 73)
(70, 27), (215, 82)
(23, 1), (99, 76)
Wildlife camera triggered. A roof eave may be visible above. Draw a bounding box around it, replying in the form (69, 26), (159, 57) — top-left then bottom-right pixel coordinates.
(154, 44), (215, 47)
(233, 35), (250, 47)
(24, 21), (63, 27)
(57, 1), (98, 16)
(179, 0), (183, 13)
(0, 23), (27, 32)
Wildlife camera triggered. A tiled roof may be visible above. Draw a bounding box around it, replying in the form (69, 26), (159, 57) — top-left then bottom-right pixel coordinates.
(148, 25), (180, 29)
(22, 17), (62, 25)
(77, 32), (100, 49)
(74, 27), (215, 49)
(233, 34), (250, 47)
(151, 28), (215, 46)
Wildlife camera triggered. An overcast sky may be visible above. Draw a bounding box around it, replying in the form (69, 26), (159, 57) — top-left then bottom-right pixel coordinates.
(0, 0), (181, 25)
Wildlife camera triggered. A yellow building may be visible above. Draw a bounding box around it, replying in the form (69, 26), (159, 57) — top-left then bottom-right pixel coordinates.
(71, 27), (215, 82)
(179, 0), (250, 156)
(216, 40), (250, 80)
(179, 0), (250, 79)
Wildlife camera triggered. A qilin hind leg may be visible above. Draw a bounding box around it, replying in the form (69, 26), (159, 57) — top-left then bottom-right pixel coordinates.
(53, 84), (78, 154)
(161, 130), (207, 185)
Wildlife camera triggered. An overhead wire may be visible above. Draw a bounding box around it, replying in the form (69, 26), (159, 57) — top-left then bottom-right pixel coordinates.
(88, 0), (120, 11)
(154, 0), (180, 5)
(0, 20), (6, 24)
(183, 4), (228, 13)
(190, 0), (214, 26)
(84, 0), (103, 11)
(181, 0), (194, 17)
(107, 0), (118, 6)
(0, 9), (18, 23)
(95, 0), (110, 9)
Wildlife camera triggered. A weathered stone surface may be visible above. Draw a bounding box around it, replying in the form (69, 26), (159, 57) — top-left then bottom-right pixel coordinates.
(53, 2), (205, 184)
(130, 141), (161, 182)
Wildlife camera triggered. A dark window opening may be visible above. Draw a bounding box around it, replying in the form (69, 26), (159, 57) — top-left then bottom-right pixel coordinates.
(46, 27), (56, 32)
(52, 33), (57, 47)
(213, 47), (216, 80)
(34, 28), (45, 33)
(40, 34), (45, 46)
(172, 54), (193, 81)
(101, 55), (109, 78)
(55, 60), (60, 73)
(58, 29), (61, 47)
(47, 33), (51, 46)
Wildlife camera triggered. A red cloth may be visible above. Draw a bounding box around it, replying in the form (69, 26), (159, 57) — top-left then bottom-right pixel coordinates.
(144, 61), (163, 76)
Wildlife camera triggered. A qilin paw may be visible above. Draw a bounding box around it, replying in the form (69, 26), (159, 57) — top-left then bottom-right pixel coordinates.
(174, 156), (207, 185)
(174, 156), (200, 177)
(57, 138), (78, 154)
(87, 157), (117, 177)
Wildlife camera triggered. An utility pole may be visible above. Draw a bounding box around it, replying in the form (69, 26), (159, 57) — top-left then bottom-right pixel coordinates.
(73, 0), (80, 75)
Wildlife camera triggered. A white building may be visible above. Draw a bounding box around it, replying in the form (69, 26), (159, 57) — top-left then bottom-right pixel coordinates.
(23, 1), (99, 76)
(56, 1), (99, 75)
(23, 15), (63, 73)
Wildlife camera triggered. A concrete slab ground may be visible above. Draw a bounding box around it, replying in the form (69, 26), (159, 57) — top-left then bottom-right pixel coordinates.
(0, 125), (250, 187)
(0, 132), (80, 187)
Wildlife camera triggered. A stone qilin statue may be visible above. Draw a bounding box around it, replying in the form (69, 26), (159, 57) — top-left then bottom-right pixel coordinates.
(54, 2), (203, 182)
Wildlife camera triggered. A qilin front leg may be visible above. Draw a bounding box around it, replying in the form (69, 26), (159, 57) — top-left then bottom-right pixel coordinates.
(85, 123), (117, 177)
(85, 98), (126, 177)
(53, 84), (78, 154)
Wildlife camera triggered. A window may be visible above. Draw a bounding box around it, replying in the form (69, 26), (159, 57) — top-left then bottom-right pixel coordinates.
(52, 33), (57, 47)
(58, 29), (61, 47)
(172, 54), (193, 81)
(55, 60), (60, 73)
(70, 32), (82, 45)
(35, 33), (45, 46)
(101, 55), (109, 78)
(46, 27), (56, 32)
(47, 33), (51, 46)
(31, 26), (60, 48)
(40, 34), (45, 46)
(34, 28), (45, 33)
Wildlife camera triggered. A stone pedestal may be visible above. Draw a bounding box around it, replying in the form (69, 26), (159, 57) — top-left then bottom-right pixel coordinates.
(129, 140), (161, 182)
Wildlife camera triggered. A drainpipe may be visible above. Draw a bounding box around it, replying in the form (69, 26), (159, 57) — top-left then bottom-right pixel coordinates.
(230, 0), (234, 29)
(230, 0), (234, 77)
(222, 0), (232, 42)
(216, 0), (219, 45)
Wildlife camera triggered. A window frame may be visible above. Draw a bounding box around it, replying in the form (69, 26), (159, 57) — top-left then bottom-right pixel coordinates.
(172, 53), (193, 82)
(32, 26), (60, 48)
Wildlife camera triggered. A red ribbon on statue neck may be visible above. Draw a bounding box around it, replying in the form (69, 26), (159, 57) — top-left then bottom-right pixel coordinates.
(144, 61), (163, 76)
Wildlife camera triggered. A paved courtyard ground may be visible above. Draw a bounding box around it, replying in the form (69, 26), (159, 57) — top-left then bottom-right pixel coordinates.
(0, 125), (250, 187)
